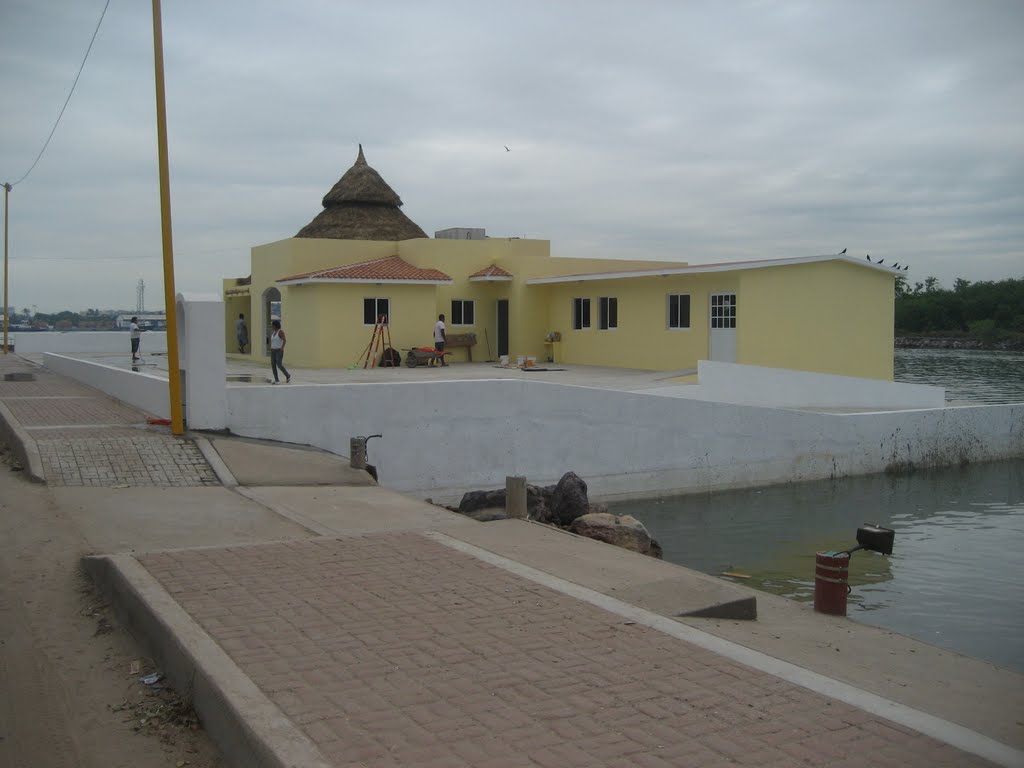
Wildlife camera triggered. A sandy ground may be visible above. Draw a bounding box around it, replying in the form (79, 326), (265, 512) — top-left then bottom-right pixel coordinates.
(0, 448), (225, 768)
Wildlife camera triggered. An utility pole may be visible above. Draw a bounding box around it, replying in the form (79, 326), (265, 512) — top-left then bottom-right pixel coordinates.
(151, 0), (184, 434)
(136, 278), (145, 313)
(3, 182), (10, 354)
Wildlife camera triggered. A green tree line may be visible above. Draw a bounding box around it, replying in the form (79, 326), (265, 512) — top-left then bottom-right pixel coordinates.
(895, 275), (1024, 341)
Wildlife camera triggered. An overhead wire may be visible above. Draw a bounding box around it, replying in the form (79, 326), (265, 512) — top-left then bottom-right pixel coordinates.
(5, 0), (112, 188)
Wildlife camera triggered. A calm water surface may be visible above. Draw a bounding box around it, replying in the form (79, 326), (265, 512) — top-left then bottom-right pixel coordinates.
(615, 460), (1024, 672)
(894, 347), (1024, 403)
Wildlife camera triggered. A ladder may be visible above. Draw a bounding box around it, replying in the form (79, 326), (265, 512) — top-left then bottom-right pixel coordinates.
(357, 315), (393, 368)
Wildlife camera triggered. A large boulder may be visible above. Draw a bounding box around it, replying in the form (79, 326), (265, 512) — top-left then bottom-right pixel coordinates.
(549, 472), (590, 526)
(570, 513), (655, 556)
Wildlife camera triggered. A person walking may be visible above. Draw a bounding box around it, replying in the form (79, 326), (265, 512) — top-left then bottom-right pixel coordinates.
(433, 313), (448, 366)
(269, 319), (291, 384)
(236, 313), (249, 354)
(129, 316), (142, 362)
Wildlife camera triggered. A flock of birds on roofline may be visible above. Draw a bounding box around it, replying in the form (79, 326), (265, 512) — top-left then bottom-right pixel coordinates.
(837, 247), (909, 271)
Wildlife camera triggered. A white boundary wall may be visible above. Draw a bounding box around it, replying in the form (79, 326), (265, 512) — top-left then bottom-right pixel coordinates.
(14, 331), (168, 355)
(225, 379), (1023, 501)
(43, 353), (169, 419)
(642, 361), (946, 410)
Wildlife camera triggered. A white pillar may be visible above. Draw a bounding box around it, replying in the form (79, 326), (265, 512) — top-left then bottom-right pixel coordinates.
(175, 292), (227, 430)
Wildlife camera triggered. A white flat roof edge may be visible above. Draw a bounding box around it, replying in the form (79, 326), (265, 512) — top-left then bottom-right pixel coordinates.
(526, 254), (896, 284)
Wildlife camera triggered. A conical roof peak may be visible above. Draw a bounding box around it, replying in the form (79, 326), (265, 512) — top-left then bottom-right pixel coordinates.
(295, 146), (427, 241)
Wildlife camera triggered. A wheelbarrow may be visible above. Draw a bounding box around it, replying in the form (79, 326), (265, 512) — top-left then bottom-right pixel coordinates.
(404, 347), (449, 367)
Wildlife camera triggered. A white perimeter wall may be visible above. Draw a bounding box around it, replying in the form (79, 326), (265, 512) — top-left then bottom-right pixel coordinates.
(43, 353), (169, 419)
(225, 379), (1023, 501)
(642, 361), (946, 410)
(14, 331), (168, 355)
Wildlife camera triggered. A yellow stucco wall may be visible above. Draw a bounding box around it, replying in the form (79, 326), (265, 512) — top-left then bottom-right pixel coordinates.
(280, 282), (439, 369)
(737, 261), (895, 379)
(546, 273), (740, 370)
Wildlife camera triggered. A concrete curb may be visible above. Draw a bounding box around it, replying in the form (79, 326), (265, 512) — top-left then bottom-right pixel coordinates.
(0, 398), (45, 483)
(193, 435), (238, 487)
(81, 553), (332, 768)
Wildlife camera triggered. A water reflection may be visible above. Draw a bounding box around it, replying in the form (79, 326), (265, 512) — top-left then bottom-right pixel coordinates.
(615, 459), (1024, 672)
(894, 347), (1024, 403)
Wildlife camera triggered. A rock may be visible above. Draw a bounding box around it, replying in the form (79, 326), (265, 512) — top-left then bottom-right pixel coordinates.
(550, 472), (590, 526)
(458, 485), (552, 521)
(458, 489), (506, 514)
(570, 512), (654, 555)
(649, 538), (663, 559)
(463, 507), (508, 522)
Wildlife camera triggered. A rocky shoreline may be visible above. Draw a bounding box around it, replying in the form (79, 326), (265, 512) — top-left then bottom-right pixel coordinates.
(895, 336), (1024, 351)
(443, 472), (663, 558)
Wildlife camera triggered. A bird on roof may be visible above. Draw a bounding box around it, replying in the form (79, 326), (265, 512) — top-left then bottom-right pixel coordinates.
(866, 255), (872, 262)
(877, 259), (884, 265)
(839, 247), (847, 254)
(903, 265), (909, 271)
(504, 146), (510, 152)
(893, 262), (900, 269)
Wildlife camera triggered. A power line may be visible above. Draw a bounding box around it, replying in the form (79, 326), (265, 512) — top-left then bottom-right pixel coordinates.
(6, 0), (112, 188)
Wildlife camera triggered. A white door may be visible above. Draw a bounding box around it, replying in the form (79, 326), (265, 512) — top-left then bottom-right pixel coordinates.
(709, 293), (737, 362)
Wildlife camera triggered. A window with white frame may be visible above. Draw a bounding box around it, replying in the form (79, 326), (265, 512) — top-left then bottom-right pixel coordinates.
(363, 297), (390, 325)
(573, 297), (591, 330)
(667, 294), (691, 329)
(599, 297), (618, 330)
(710, 293), (736, 329)
(451, 299), (475, 325)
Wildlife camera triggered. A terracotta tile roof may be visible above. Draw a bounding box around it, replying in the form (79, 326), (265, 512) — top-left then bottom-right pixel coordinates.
(469, 264), (513, 279)
(278, 255), (452, 284)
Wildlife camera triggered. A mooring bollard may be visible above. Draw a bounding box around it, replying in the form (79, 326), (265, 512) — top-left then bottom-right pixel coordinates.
(814, 550), (850, 616)
(506, 475), (527, 519)
(349, 437), (367, 470)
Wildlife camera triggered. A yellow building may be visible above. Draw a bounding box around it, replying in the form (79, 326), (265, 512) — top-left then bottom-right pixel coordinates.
(224, 147), (896, 380)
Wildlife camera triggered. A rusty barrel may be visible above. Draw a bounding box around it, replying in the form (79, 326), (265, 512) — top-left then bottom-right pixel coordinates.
(814, 551), (850, 616)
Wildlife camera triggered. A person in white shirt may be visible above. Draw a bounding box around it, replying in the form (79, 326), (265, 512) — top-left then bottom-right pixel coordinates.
(433, 314), (448, 367)
(269, 319), (291, 383)
(129, 317), (142, 362)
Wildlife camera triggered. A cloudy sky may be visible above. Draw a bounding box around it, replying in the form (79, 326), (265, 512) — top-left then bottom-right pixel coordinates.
(1, 0), (1021, 312)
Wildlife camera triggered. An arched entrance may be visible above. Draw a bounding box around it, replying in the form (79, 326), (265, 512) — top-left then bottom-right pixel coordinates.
(262, 287), (281, 356)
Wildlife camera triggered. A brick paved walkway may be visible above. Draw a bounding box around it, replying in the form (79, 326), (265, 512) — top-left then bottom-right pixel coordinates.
(0, 360), (217, 487)
(140, 534), (992, 768)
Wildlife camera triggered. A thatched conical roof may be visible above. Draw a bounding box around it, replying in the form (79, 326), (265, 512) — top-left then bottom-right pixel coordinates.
(295, 145), (428, 241)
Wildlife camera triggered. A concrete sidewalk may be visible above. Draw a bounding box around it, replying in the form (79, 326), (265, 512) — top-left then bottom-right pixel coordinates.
(3, 352), (1023, 768)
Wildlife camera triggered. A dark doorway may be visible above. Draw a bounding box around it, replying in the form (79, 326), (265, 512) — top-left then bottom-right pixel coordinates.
(497, 299), (509, 357)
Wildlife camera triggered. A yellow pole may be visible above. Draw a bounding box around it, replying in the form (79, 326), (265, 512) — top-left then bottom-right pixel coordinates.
(151, 0), (184, 434)
(2, 182), (9, 355)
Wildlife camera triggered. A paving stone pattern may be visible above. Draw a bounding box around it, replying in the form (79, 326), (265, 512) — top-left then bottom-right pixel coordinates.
(34, 432), (218, 486)
(1, 362), (217, 487)
(140, 534), (992, 768)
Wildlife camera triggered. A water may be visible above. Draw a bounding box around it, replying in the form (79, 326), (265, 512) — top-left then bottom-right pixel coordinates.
(614, 349), (1024, 670)
(616, 461), (1024, 671)
(894, 347), (1024, 403)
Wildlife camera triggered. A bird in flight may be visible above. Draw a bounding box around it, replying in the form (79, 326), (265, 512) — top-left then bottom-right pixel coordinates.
(504, 146), (510, 152)
(839, 247), (847, 254)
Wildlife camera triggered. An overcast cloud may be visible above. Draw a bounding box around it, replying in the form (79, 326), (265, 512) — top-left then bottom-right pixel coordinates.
(1, 0), (1022, 312)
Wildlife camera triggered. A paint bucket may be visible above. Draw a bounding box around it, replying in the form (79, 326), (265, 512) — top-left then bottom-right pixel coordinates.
(515, 355), (526, 367)
(499, 355), (509, 367)
(526, 357), (537, 367)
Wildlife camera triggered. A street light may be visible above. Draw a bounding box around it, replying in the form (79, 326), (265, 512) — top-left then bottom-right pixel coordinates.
(3, 181), (11, 354)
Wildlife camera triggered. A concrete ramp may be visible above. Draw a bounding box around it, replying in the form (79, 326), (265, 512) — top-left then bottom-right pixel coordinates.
(442, 518), (757, 620)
